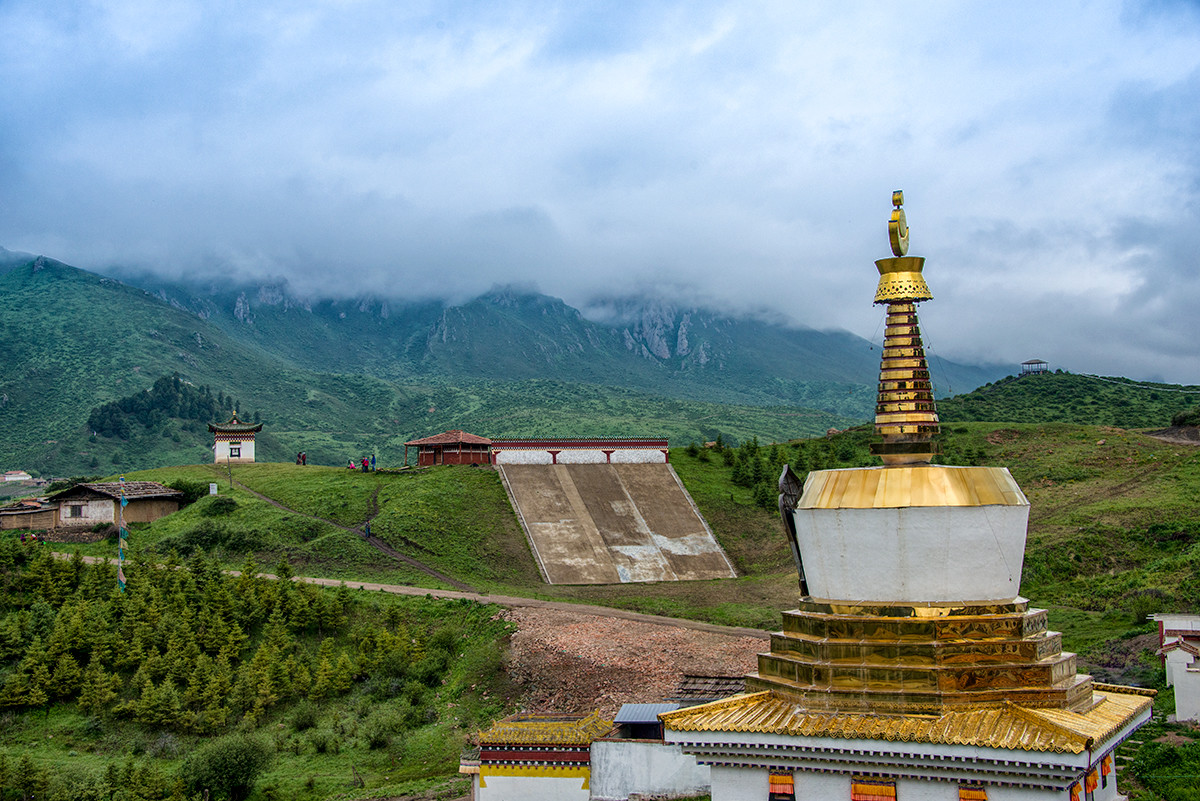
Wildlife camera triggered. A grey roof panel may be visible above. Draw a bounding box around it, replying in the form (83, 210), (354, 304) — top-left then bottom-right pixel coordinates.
(613, 703), (680, 724)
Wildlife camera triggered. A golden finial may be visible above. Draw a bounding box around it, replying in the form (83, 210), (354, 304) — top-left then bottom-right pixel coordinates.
(888, 190), (909, 257)
(871, 190), (939, 465)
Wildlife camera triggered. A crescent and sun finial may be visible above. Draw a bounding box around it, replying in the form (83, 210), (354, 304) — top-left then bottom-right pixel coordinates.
(888, 189), (909, 257)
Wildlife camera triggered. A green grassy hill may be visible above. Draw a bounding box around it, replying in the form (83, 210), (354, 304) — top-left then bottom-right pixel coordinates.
(4, 420), (1200, 799)
(67, 422), (1200, 651)
(938, 370), (1200, 427)
(0, 260), (864, 479)
(0, 258), (866, 477)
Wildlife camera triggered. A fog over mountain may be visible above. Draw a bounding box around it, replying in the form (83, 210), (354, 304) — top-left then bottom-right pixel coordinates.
(2, 3), (1199, 382)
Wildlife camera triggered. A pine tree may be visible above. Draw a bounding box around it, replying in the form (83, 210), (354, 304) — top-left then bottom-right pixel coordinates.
(51, 652), (83, 700)
(331, 653), (355, 695)
(77, 658), (119, 715)
(309, 656), (334, 702)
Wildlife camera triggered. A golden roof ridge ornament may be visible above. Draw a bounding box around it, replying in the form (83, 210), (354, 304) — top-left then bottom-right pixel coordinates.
(871, 191), (940, 465)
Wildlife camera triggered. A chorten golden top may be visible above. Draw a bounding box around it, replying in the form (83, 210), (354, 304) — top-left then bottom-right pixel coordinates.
(870, 191), (940, 465)
(874, 191), (931, 304)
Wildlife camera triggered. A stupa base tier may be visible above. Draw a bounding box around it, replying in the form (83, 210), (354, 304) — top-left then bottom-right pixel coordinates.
(769, 630), (1064, 666)
(748, 601), (1091, 713)
(755, 648), (1079, 697)
(745, 670), (1095, 714)
(781, 600), (1047, 640)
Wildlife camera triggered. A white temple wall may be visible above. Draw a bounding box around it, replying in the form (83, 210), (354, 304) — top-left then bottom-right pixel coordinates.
(1165, 648), (1192, 687)
(1177, 665), (1200, 721)
(214, 440), (256, 464)
(709, 767), (1073, 801)
(791, 504), (1029, 603)
(475, 772), (589, 801)
(589, 740), (709, 800)
(709, 765), (767, 801)
(493, 448), (665, 465)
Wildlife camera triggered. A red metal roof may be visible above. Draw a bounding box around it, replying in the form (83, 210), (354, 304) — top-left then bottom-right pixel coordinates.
(405, 430), (493, 447)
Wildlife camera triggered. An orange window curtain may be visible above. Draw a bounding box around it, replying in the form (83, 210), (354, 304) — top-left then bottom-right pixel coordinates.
(1085, 769), (1098, 792)
(851, 778), (896, 801)
(769, 772), (795, 798)
(1101, 754), (1113, 776)
(959, 784), (987, 800)
(1069, 782), (1081, 801)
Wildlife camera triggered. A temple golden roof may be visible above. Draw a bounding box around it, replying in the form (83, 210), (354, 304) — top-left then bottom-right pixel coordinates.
(477, 711), (613, 746)
(797, 465), (1028, 509)
(661, 688), (1152, 754)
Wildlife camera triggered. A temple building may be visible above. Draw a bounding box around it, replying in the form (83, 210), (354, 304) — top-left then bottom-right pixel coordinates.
(659, 193), (1153, 801)
(461, 712), (613, 801)
(208, 411), (262, 464)
(405, 430), (493, 467)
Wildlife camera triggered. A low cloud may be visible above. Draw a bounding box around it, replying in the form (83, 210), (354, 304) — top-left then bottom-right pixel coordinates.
(1, 1), (1198, 382)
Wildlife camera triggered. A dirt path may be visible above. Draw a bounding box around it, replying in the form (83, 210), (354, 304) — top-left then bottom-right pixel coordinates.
(225, 476), (475, 592)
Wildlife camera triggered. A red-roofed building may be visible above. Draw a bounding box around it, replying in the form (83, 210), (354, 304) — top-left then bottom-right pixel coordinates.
(405, 430), (493, 467)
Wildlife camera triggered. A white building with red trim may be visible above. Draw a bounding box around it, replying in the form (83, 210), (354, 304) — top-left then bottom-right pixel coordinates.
(1153, 613), (1200, 721)
(208, 411), (262, 463)
(489, 438), (669, 465)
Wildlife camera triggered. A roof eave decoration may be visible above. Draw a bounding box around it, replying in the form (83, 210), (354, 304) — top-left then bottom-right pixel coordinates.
(208, 410), (263, 433)
(477, 711), (614, 746)
(660, 689), (1153, 755)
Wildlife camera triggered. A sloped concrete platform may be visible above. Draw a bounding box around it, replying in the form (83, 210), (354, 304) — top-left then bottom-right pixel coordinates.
(499, 463), (737, 585)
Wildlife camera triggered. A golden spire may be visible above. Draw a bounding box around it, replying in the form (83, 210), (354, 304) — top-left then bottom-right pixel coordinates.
(870, 191), (940, 465)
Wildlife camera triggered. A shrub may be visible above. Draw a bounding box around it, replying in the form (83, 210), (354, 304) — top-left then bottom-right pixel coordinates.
(168, 479), (210, 506)
(362, 709), (403, 749)
(291, 701), (318, 732)
(201, 495), (239, 517)
(1171, 406), (1200, 427)
(180, 733), (273, 801)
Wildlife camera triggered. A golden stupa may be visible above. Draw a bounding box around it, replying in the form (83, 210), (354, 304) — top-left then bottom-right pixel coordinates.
(660, 195), (1153, 801)
(755, 192), (1092, 714)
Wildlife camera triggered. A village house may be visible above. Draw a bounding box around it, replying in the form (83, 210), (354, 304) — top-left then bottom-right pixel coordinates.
(0, 499), (56, 531)
(45, 481), (183, 528)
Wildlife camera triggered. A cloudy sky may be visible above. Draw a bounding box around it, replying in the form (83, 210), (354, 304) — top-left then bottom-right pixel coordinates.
(2, 1), (1199, 383)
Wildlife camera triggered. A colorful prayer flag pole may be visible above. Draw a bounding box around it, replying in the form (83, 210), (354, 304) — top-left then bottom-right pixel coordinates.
(117, 476), (127, 592)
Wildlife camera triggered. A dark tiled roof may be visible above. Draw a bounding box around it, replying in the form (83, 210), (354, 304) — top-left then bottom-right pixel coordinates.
(405, 430), (492, 446)
(0, 499), (51, 513)
(208, 411), (263, 433)
(669, 675), (747, 705)
(48, 481), (183, 502)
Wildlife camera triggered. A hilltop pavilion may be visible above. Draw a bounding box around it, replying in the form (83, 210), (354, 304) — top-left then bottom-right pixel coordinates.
(660, 193), (1152, 801)
(208, 411), (262, 464)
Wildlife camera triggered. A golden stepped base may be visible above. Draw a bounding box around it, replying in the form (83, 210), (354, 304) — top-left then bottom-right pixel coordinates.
(751, 601), (1095, 714)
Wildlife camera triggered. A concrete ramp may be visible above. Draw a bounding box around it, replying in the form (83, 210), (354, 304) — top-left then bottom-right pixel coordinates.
(499, 463), (737, 585)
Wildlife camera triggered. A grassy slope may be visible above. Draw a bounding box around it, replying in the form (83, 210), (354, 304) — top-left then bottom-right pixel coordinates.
(21, 423), (1200, 799)
(96, 417), (1200, 650)
(938, 371), (1200, 428)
